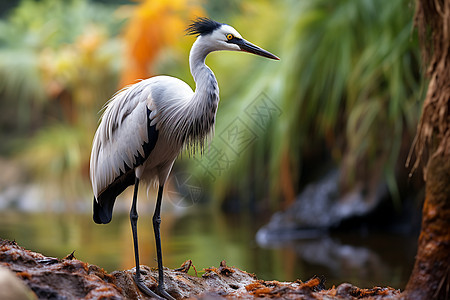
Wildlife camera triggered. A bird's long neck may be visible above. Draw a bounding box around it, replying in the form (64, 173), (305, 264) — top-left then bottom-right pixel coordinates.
(189, 38), (219, 101)
(182, 38), (219, 150)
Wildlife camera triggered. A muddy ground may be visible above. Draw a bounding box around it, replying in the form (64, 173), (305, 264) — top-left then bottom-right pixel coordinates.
(0, 239), (403, 299)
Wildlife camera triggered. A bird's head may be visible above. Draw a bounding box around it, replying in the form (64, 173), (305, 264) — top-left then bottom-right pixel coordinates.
(186, 17), (280, 60)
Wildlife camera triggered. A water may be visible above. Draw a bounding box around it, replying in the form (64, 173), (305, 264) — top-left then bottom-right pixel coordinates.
(0, 208), (417, 290)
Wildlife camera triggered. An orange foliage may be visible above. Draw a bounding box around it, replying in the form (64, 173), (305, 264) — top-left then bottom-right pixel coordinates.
(120, 0), (204, 87)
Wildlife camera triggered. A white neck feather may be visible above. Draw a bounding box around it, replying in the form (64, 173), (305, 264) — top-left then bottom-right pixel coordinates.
(189, 37), (218, 91)
(180, 36), (220, 151)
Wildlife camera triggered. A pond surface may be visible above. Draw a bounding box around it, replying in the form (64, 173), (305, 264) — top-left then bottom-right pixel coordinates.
(0, 207), (417, 290)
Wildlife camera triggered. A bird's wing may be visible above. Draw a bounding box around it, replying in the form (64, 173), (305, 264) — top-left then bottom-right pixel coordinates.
(90, 80), (158, 211)
(90, 76), (195, 223)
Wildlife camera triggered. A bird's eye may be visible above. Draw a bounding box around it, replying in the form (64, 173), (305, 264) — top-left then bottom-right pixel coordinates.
(226, 34), (234, 40)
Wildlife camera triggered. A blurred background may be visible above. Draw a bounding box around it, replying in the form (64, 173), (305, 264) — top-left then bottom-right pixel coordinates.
(0, 0), (424, 290)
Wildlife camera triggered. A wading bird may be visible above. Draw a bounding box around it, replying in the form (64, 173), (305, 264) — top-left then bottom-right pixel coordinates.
(90, 17), (279, 299)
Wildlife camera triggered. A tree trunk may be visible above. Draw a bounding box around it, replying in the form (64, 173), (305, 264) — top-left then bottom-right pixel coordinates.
(405, 0), (450, 299)
(404, 154), (450, 299)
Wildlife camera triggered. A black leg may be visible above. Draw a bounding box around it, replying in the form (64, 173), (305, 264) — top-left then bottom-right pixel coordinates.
(153, 185), (175, 300)
(130, 177), (163, 300)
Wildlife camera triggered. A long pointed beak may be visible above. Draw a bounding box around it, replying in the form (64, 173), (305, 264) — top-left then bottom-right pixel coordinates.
(232, 38), (280, 60)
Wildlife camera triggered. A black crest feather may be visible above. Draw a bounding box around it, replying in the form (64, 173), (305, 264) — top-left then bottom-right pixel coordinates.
(186, 17), (222, 37)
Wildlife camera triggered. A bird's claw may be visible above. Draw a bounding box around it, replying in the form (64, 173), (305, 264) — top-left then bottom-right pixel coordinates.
(157, 285), (176, 300)
(134, 275), (164, 299)
(134, 274), (175, 300)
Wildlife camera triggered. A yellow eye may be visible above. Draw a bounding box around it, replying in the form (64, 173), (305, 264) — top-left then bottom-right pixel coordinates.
(226, 34), (234, 40)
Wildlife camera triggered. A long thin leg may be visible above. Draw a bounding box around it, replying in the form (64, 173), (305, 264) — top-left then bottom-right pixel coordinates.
(130, 177), (163, 300)
(153, 185), (174, 300)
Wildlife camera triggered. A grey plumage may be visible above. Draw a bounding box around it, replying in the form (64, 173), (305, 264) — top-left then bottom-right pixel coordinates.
(91, 72), (218, 216)
(89, 17), (278, 299)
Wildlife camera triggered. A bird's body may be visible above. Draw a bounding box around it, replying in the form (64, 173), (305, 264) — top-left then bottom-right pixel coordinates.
(90, 73), (218, 223)
(89, 17), (278, 299)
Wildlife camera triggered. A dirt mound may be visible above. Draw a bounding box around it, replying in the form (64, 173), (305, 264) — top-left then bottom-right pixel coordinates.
(0, 239), (401, 299)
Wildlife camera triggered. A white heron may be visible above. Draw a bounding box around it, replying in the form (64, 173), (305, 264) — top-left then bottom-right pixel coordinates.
(90, 17), (279, 299)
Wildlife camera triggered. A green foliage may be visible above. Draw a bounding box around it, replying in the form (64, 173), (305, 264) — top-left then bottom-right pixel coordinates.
(17, 125), (91, 199)
(0, 0), (423, 209)
(190, 0), (423, 207)
(0, 0), (124, 199)
(0, 0), (122, 134)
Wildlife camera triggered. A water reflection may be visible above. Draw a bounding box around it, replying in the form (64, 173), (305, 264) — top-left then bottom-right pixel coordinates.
(257, 232), (416, 288)
(0, 208), (416, 289)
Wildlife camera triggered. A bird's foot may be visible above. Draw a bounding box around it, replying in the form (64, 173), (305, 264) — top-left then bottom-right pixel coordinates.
(134, 274), (176, 300)
(157, 285), (176, 300)
(134, 274), (164, 299)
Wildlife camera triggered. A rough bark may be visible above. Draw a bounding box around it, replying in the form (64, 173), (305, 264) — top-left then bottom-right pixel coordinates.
(405, 0), (450, 299)
(0, 239), (401, 300)
(404, 155), (450, 299)
(409, 0), (450, 169)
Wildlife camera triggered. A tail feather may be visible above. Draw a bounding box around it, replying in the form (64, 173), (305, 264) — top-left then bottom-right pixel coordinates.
(93, 196), (115, 224)
(93, 170), (135, 224)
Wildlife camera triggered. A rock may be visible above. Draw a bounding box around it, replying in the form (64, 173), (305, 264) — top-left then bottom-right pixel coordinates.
(0, 239), (124, 299)
(0, 265), (37, 300)
(0, 239), (401, 299)
(257, 169), (388, 245)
